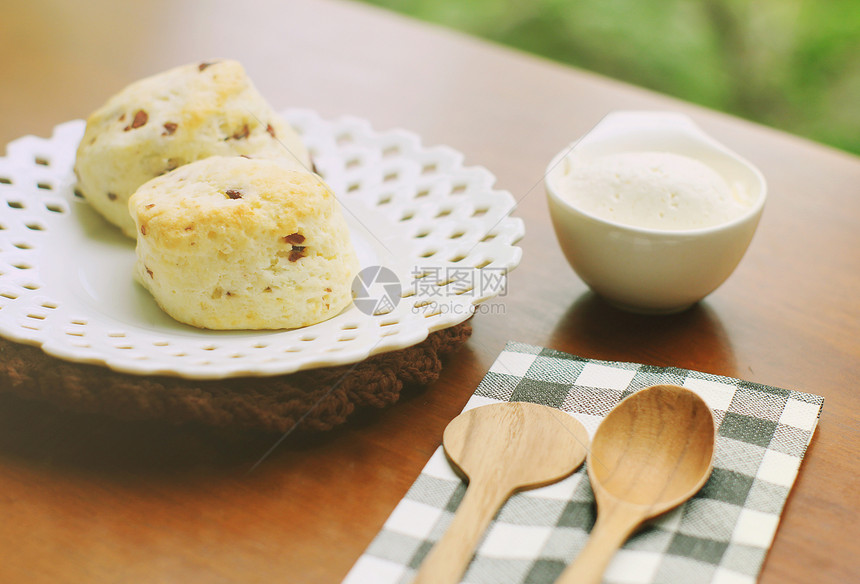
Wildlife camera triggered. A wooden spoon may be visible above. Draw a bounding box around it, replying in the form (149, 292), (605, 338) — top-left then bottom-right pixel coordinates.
(556, 384), (716, 584)
(413, 401), (589, 584)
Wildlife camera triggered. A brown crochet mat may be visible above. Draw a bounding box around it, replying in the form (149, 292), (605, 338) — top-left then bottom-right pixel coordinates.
(0, 321), (472, 434)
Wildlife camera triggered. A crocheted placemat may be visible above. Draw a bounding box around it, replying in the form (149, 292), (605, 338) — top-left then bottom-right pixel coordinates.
(0, 321), (472, 434)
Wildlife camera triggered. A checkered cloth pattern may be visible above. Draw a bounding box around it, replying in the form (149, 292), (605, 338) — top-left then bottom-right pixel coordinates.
(344, 342), (823, 584)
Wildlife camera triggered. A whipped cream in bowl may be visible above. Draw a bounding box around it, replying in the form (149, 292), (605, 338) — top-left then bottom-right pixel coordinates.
(546, 111), (766, 313)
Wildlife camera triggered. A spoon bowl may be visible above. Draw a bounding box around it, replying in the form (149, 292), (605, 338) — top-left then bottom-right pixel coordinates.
(557, 384), (715, 584)
(413, 401), (589, 584)
(591, 383), (715, 509)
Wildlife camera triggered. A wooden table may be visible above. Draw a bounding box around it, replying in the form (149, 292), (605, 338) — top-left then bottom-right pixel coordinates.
(1, 0), (858, 582)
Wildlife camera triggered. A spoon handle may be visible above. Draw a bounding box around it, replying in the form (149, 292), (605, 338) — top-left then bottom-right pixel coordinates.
(412, 479), (507, 584)
(555, 501), (645, 584)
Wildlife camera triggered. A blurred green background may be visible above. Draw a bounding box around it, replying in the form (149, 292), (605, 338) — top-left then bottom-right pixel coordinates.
(359, 0), (860, 155)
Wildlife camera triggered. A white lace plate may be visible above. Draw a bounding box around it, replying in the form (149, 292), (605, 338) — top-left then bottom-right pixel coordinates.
(0, 110), (523, 379)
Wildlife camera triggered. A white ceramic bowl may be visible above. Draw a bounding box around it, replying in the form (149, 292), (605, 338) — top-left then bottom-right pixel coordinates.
(546, 111), (766, 314)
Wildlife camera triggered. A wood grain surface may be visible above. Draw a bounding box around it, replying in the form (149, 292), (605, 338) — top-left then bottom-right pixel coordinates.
(1, 0), (858, 582)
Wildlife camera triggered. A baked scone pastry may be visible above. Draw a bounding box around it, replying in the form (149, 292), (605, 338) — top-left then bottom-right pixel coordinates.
(129, 156), (358, 330)
(75, 60), (310, 237)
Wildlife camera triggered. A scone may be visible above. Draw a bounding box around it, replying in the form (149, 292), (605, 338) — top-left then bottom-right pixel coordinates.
(75, 59), (311, 237)
(129, 156), (359, 330)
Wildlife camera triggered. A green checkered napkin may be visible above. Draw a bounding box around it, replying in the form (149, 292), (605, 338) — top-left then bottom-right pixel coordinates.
(344, 342), (823, 584)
